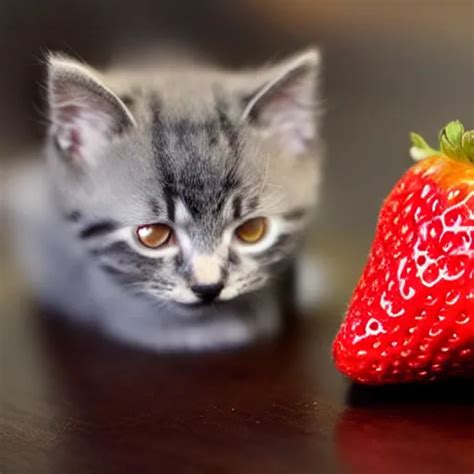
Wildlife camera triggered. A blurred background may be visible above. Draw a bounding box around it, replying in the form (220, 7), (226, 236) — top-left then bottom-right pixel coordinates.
(0, 0), (473, 308)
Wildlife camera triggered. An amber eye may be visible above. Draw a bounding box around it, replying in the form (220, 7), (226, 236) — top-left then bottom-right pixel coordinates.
(136, 224), (173, 249)
(235, 217), (267, 244)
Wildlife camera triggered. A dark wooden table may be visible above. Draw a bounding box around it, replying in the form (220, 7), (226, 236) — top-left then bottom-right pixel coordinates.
(1, 296), (473, 474)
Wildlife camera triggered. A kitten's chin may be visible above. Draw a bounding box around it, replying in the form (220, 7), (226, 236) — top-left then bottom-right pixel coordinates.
(167, 299), (233, 319)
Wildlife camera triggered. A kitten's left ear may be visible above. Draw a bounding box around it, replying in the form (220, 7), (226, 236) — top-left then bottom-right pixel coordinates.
(47, 53), (136, 165)
(241, 49), (321, 155)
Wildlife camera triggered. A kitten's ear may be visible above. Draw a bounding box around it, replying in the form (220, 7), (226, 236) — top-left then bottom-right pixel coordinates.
(241, 49), (321, 155)
(47, 53), (136, 165)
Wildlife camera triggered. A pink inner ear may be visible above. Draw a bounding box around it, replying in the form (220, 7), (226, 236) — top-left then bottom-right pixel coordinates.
(55, 124), (82, 157)
(50, 73), (134, 163)
(258, 88), (295, 124)
(67, 127), (82, 155)
(54, 104), (84, 157)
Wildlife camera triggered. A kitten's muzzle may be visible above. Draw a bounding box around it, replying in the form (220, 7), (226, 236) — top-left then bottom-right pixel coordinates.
(190, 283), (224, 303)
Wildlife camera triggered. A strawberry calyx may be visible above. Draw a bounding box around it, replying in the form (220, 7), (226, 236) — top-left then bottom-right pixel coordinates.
(410, 120), (474, 164)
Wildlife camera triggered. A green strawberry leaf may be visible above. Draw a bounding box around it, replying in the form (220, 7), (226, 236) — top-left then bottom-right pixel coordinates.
(410, 121), (473, 164)
(439, 120), (469, 163)
(409, 132), (439, 161)
(461, 130), (474, 163)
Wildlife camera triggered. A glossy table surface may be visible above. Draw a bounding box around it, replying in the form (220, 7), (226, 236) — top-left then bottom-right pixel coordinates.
(2, 295), (473, 473)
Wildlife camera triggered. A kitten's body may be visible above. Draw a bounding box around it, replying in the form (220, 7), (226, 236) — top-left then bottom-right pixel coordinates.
(9, 49), (323, 351)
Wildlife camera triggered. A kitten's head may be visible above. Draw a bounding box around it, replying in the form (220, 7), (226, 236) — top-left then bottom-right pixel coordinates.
(46, 49), (322, 309)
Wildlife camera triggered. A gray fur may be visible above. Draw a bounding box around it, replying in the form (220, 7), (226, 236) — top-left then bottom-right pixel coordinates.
(9, 48), (323, 351)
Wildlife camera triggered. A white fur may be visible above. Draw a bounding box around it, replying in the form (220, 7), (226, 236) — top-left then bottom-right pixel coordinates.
(191, 254), (222, 285)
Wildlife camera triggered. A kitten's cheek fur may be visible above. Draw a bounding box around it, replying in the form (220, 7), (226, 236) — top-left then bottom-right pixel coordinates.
(169, 287), (200, 305)
(219, 287), (238, 301)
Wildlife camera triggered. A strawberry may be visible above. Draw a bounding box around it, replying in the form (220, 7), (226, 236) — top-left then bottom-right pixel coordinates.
(333, 121), (474, 384)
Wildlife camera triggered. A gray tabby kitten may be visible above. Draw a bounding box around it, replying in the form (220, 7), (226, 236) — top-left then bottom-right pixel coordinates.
(11, 48), (323, 351)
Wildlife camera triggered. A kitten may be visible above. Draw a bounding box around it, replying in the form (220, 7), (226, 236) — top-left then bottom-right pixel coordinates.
(9, 48), (323, 351)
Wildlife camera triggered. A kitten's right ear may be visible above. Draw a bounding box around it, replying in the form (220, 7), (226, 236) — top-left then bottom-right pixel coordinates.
(241, 49), (321, 156)
(47, 53), (136, 165)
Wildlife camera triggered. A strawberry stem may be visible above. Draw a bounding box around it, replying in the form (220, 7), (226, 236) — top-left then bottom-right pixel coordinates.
(410, 120), (473, 164)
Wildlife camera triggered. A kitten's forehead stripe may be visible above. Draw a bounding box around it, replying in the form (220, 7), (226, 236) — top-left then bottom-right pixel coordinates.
(150, 100), (244, 225)
(233, 195), (242, 219)
(212, 88), (241, 153)
(165, 194), (176, 222)
(151, 104), (177, 222)
(148, 198), (163, 216)
(216, 103), (239, 154)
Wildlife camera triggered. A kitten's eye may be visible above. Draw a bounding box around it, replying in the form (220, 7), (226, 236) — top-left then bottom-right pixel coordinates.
(235, 217), (267, 244)
(136, 224), (173, 248)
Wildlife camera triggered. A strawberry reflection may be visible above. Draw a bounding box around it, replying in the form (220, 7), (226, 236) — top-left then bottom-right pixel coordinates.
(336, 382), (474, 474)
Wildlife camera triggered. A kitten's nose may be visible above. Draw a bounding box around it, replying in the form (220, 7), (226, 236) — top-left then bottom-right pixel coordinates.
(191, 283), (224, 302)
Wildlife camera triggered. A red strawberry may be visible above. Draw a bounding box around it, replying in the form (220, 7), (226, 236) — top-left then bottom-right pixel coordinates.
(333, 121), (474, 384)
